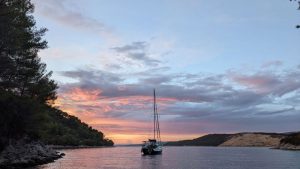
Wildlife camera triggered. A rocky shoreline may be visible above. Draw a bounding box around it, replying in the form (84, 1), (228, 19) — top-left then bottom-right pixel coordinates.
(0, 139), (64, 169)
(275, 143), (300, 151)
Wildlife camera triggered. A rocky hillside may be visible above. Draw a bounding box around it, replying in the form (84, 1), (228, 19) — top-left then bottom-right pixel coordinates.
(219, 133), (284, 147)
(165, 132), (299, 148)
(165, 134), (233, 146)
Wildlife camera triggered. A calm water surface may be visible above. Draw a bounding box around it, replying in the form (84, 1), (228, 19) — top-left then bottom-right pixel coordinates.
(34, 146), (300, 169)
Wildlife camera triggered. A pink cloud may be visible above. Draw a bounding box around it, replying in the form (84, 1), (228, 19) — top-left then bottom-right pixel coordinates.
(54, 86), (183, 144)
(230, 73), (279, 94)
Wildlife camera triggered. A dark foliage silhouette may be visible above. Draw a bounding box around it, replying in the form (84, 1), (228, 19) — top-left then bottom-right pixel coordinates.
(290, 0), (300, 28)
(0, 0), (113, 151)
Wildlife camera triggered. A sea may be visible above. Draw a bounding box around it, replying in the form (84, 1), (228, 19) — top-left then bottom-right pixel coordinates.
(33, 146), (300, 169)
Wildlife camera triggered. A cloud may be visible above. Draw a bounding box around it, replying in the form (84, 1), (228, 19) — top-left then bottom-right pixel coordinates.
(255, 107), (295, 116)
(58, 66), (300, 114)
(230, 71), (300, 97)
(32, 0), (114, 39)
(230, 72), (280, 92)
(261, 60), (283, 68)
(111, 41), (161, 67)
(112, 41), (147, 53)
(60, 68), (123, 84)
(104, 64), (122, 70)
(54, 66), (300, 143)
(127, 52), (160, 66)
(139, 76), (173, 85)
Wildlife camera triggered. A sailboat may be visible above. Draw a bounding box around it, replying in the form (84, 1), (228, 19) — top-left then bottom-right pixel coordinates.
(141, 89), (163, 155)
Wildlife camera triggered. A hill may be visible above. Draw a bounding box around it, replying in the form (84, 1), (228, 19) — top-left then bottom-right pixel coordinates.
(219, 133), (284, 147)
(165, 134), (233, 146)
(165, 132), (292, 147)
(0, 91), (113, 150)
(277, 132), (300, 150)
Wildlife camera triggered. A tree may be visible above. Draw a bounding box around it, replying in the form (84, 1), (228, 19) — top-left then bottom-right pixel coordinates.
(290, 0), (300, 28)
(0, 0), (58, 150)
(0, 0), (57, 104)
(0, 0), (113, 151)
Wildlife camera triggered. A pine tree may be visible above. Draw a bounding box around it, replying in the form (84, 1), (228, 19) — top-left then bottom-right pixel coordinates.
(290, 0), (300, 28)
(0, 0), (57, 103)
(0, 0), (114, 151)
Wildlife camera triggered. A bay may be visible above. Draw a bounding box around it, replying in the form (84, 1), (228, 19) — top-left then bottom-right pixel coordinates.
(34, 146), (300, 169)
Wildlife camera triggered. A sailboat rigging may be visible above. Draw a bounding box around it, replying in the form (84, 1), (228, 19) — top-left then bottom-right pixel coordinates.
(141, 89), (162, 155)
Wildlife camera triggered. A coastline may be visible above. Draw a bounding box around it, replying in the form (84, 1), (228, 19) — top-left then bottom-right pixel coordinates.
(164, 132), (300, 151)
(274, 143), (300, 151)
(0, 140), (115, 169)
(48, 145), (114, 150)
(1, 142), (298, 169)
(0, 140), (64, 169)
(166, 144), (300, 151)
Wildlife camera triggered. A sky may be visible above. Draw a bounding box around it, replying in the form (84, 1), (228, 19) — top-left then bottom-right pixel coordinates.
(31, 0), (300, 144)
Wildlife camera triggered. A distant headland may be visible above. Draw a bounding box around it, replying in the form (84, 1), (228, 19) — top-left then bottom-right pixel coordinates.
(165, 132), (300, 150)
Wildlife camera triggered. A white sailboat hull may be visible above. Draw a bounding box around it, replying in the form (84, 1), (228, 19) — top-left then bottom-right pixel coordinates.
(141, 144), (162, 155)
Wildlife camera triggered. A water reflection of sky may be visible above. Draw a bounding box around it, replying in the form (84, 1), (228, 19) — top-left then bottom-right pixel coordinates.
(37, 146), (300, 169)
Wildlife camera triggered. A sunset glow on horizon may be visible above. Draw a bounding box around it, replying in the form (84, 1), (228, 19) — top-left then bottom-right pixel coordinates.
(32, 0), (300, 144)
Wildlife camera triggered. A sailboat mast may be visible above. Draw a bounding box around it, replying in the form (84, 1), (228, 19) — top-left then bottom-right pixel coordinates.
(153, 89), (156, 140)
(156, 103), (160, 142)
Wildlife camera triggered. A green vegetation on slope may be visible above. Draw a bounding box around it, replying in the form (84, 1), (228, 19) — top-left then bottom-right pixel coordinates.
(0, 91), (114, 150)
(40, 107), (113, 146)
(280, 132), (300, 146)
(0, 0), (113, 151)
